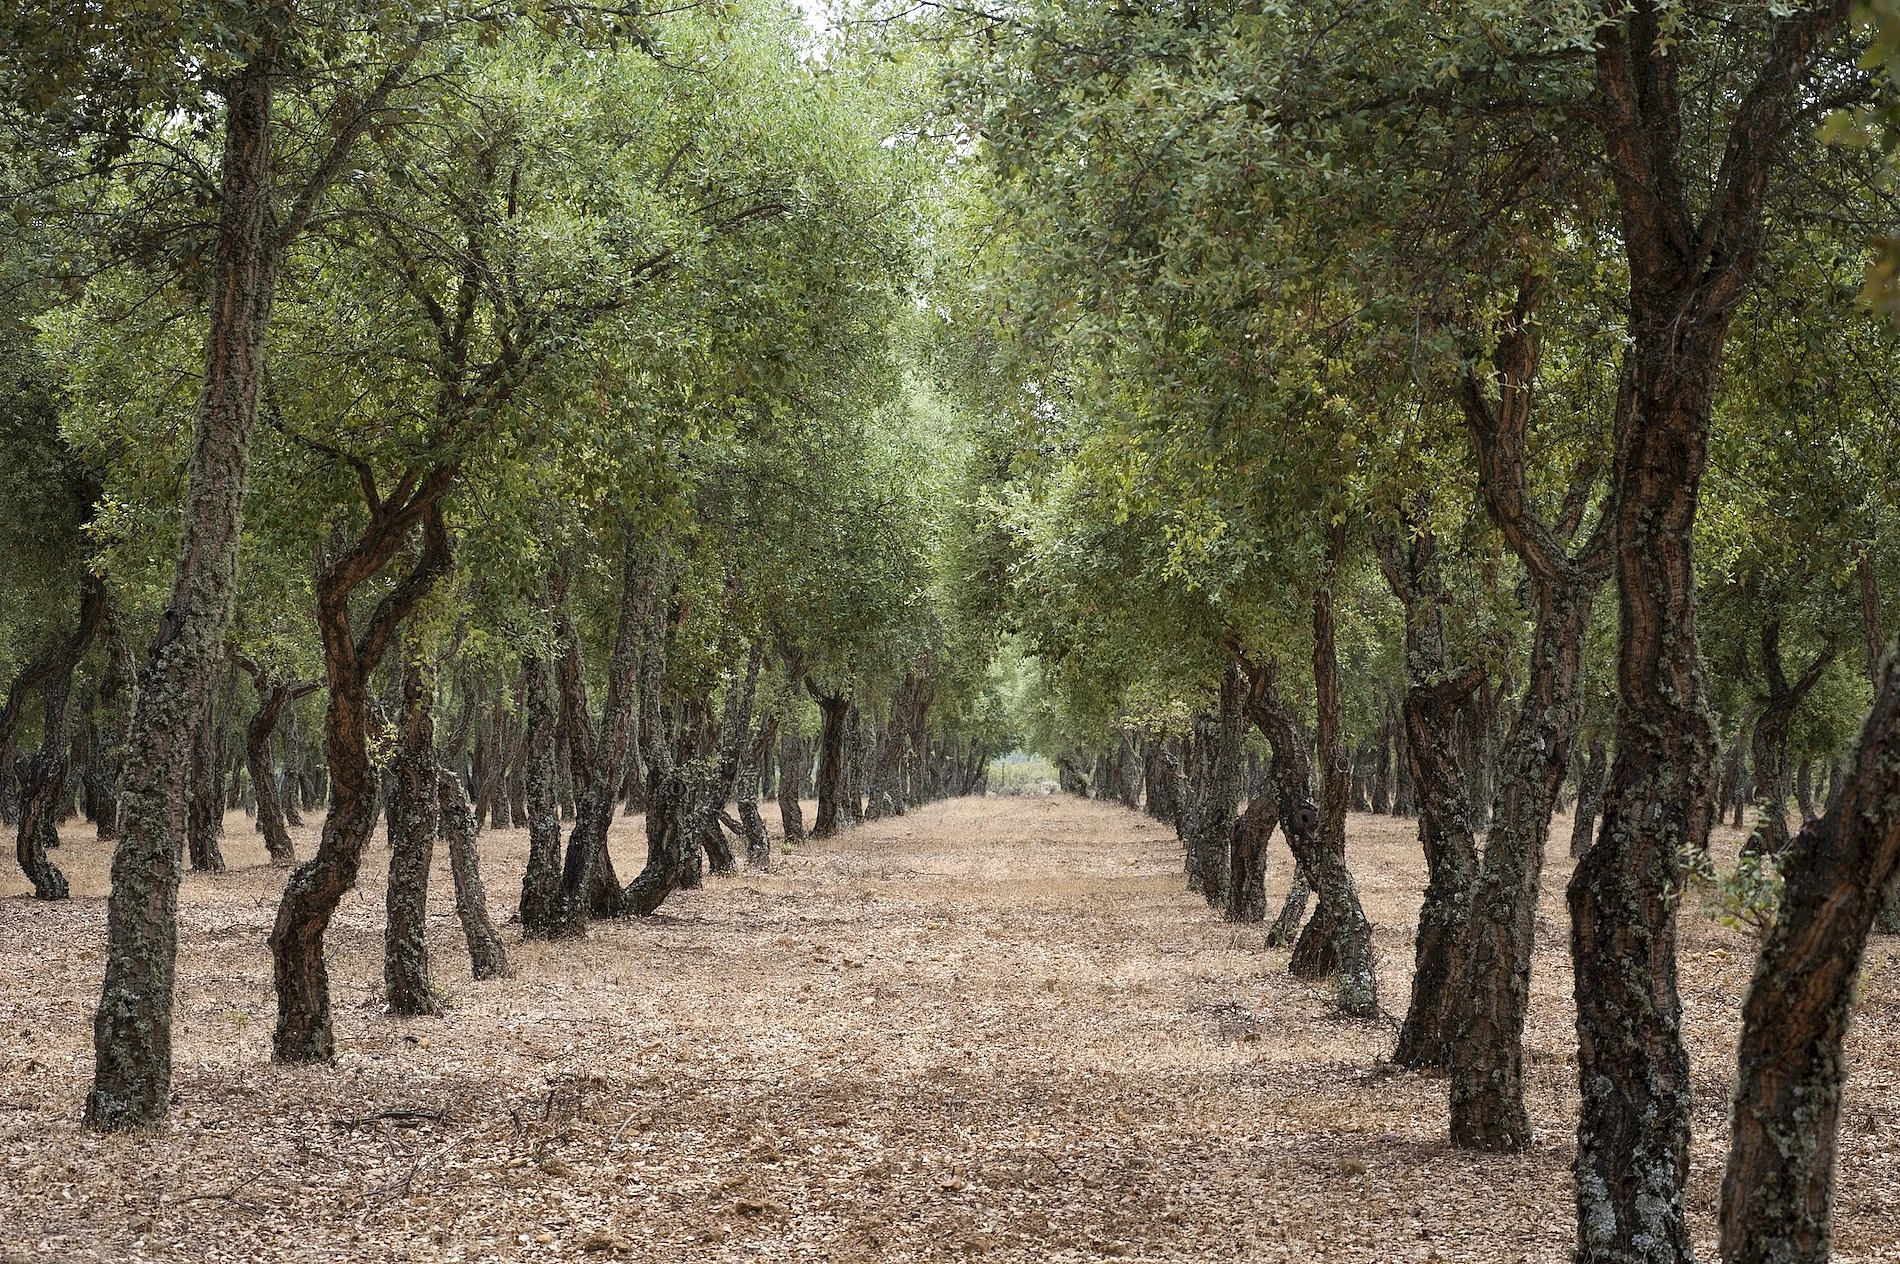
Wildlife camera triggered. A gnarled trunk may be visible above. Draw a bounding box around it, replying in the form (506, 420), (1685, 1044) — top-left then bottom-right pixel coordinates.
(808, 683), (850, 839)
(1719, 642), (1900, 1263)
(1376, 520), (1483, 1071)
(269, 487), (454, 1064)
(1236, 650), (1378, 1018)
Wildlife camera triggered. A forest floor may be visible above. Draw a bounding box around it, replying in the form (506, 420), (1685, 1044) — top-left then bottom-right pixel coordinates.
(3, 795), (1900, 1263)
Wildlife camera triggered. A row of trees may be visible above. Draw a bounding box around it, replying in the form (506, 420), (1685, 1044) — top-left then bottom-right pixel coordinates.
(0, 2), (1011, 1136)
(910, 1), (1900, 1260)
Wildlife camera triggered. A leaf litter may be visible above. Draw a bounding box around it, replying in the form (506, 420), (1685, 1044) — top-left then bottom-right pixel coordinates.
(2, 796), (1898, 1261)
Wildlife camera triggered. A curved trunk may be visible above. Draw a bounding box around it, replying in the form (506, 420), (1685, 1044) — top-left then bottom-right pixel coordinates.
(1719, 643), (1900, 1262)
(239, 670), (317, 866)
(1267, 865), (1311, 948)
(1569, 738), (1608, 859)
(15, 578), (108, 900)
(1567, 7), (1846, 1252)
(437, 771), (507, 980)
(1237, 651), (1378, 1018)
(1287, 538), (1371, 1005)
(269, 489), (453, 1064)
(547, 547), (649, 938)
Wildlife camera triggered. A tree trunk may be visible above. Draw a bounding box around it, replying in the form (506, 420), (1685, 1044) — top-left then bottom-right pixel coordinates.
(86, 630), (131, 842)
(1746, 621), (1832, 855)
(237, 660), (317, 866)
(185, 687), (227, 873)
(1570, 738), (1608, 860)
(621, 567), (690, 916)
(1181, 667), (1245, 910)
(1236, 648), (1378, 1018)
(516, 653), (562, 935)
(778, 725), (807, 844)
(437, 770), (507, 981)
(383, 655), (441, 1018)
(808, 683), (850, 839)
(88, 42), (290, 1128)
(1376, 520), (1484, 1071)
(1566, 9), (1846, 1252)
(1450, 583), (1597, 1151)
(1719, 641), (1900, 1263)
(1289, 532), (1367, 994)
(547, 548), (649, 937)
(269, 488), (454, 1064)
(1268, 865), (1311, 948)
(1225, 790), (1275, 924)
(737, 713), (777, 868)
(15, 579), (107, 900)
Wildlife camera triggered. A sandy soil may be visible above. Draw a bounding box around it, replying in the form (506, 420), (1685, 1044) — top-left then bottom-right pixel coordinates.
(2, 795), (1898, 1263)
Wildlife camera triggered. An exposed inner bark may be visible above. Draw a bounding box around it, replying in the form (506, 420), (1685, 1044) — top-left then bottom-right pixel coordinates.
(1565, 9), (1846, 1254)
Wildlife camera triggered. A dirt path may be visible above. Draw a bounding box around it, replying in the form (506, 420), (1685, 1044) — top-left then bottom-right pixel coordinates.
(3, 795), (1898, 1262)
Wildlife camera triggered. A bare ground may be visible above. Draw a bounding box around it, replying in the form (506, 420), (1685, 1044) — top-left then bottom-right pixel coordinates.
(2, 795), (1898, 1263)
